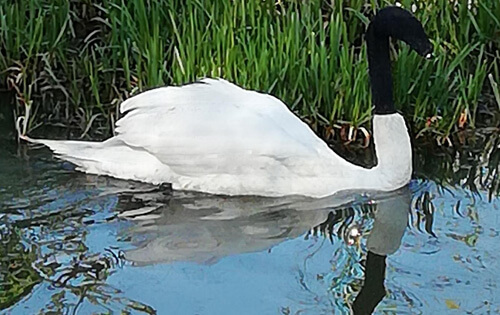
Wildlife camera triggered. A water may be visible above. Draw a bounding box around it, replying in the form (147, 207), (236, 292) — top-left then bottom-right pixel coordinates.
(0, 137), (499, 314)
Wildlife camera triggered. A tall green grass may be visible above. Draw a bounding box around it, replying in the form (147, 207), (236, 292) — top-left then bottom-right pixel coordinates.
(1, 0), (499, 140)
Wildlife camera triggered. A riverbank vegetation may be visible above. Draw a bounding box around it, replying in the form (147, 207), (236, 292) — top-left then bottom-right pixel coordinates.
(1, 0), (499, 142)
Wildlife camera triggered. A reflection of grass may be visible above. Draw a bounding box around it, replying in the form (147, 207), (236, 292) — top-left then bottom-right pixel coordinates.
(309, 203), (374, 244)
(33, 249), (156, 314)
(1, 0), (499, 139)
(36, 226), (155, 314)
(414, 129), (500, 200)
(412, 191), (437, 237)
(1, 200), (155, 313)
(308, 201), (375, 312)
(0, 226), (41, 310)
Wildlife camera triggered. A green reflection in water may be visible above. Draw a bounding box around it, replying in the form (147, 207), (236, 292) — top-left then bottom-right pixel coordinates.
(0, 226), (40, 309)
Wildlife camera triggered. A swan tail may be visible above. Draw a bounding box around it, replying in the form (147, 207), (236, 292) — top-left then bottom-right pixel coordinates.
(21, 135), (172, 184)
(21, 135), (102, 159)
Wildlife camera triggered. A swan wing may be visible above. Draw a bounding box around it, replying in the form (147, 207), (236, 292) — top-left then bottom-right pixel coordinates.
(115, 79), (346, 180)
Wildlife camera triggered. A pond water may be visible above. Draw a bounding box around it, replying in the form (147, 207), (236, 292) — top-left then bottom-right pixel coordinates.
(0, 133), (499, 314)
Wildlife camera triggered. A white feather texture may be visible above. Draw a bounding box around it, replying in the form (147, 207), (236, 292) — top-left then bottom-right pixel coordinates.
(25, 78), (412, 198)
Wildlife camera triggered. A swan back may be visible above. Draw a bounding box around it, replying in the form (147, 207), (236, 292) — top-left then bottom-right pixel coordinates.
(114, 79), (359, 197)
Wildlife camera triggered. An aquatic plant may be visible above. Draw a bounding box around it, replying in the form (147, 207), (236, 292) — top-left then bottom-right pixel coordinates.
(0, 0), (498, 140)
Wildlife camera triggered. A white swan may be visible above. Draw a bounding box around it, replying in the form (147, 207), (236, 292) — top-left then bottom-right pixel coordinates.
(22, 7), (432, 198)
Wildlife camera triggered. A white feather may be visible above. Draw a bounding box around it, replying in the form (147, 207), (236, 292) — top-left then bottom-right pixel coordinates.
(25, 78), (412, 198)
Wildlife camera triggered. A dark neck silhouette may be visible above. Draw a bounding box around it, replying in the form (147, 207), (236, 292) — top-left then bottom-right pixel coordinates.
(366, 16), (396, 115)
(366, 23), (394, 115)
(366, 7), (432, 115)
(352, 251), (387, 314)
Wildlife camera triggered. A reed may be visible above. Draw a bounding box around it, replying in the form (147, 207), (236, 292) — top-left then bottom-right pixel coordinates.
(1, 0), (499, 140)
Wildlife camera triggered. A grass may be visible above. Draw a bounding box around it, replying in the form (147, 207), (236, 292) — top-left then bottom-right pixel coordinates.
(0, 0), (499, 140)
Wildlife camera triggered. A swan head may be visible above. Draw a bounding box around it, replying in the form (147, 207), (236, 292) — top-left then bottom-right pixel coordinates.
(370, 6), (433, 58)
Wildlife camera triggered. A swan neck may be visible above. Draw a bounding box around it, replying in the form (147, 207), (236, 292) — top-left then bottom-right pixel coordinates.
(367, 25), (395, 115)
(371, 114), (412, 189)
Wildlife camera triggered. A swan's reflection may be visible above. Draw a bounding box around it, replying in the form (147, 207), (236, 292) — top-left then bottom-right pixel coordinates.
(117, 191), (335, 265)
(115, 186), (410, 313)
(352, 187), (410, 314)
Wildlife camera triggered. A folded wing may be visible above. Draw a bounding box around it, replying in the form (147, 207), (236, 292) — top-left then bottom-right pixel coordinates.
(115, 79), (344, 179)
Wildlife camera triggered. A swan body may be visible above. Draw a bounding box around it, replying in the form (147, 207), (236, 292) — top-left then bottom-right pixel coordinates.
(23, 7), (431, 198)
(26, 79), (411, 197)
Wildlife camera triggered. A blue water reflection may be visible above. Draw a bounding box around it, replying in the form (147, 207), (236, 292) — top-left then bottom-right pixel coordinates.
(1, 142), (499, 314)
